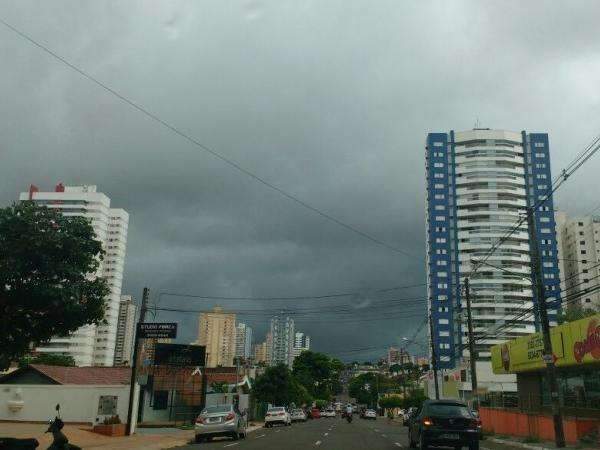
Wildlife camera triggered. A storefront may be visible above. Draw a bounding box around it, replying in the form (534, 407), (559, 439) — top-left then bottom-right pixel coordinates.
(481, 314), (600, 443)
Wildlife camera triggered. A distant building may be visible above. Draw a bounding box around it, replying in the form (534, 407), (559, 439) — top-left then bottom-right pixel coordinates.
(142, 338), (173, 365)
(114, 295), (136, 366)
(265, 332), (273, 365)
(556, 212), (600, 309)
(20, 184), (129, 366)
(253, 342), (268, 364)
(269, 316), (295, 367)
(292, 332), (311, 359)
(388, 347), (411, 366)
(235, 323), (253, 360)
(194, 306), (236, 367)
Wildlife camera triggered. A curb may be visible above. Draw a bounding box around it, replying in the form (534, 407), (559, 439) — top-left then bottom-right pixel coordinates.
(488, 437), (582, 450)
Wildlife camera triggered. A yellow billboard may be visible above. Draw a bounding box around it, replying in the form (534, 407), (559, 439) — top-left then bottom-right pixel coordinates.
(491, 314), (600, 374)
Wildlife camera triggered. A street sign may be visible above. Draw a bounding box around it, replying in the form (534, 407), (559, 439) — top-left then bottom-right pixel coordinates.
(154, 343), (206, 367)
(138, 323), (177, 339)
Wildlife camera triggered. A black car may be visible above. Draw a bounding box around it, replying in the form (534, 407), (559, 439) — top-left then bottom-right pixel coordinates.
(407, 400), (481, 450)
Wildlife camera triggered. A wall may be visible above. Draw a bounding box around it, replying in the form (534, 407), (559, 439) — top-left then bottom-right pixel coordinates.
(480, 407), (600, 444)
(0, 384), (130, 424)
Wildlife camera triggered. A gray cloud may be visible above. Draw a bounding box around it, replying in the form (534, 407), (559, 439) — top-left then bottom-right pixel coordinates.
(2, 0), (600, 360)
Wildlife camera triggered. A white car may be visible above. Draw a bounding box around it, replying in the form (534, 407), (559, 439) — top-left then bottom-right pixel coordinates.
(364, 409), (377, 420)
(290, 409), (307, 422)
(265, 407), (291, 427)
(321, 409), (336, 418)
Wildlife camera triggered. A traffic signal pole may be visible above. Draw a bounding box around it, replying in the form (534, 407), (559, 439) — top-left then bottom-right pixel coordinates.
(526, 210), (565, 447)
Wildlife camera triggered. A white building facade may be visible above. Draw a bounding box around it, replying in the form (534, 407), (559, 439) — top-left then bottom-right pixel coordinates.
(556, 212), (600, 309)
(20, 184), (129, 366)
(235, 323), (253, 360)
(114, 295), (136, 366)
(292, 332), (310, 359)
(269, 316), (295, 367)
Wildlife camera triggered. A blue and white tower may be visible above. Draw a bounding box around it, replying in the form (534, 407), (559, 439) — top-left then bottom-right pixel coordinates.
(425, 129), (561, 377)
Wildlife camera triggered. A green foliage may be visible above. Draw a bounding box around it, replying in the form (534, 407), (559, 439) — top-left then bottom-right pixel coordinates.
(314, 399), (328, 409)
(389, 364), (402, 373)
(18, 354), (76, 368)
(557, 306), (597, 325)
(379, 395), (403, 409)
(402, 389), (426, 409)
(292, 351), (344, 401)
(252, 364), (312, 406)
(0, 202), (109, 370)
(210, 381), (229, 393)
(523, 436), (541, 443)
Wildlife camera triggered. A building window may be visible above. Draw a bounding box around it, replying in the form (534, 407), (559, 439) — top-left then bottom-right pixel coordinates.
(434, 183), (444, 189)
(438, 295), (448, 301)
(437, 283), (448, 289)
(540, 228), (551, 234)
(434, 173), (444, 179)
(434, 194), (445, 200)
(435, 205), (445, 211)
(435, 216), (446, 221)
(535, 152), (546, 158)
(434, 163), (444, 168)
(534, 142), (545, 147)
(433, 142), (443, 147)
(438, 319), (449, 325)
(435, 237), (447, 243)
(439, 331), (450, 337)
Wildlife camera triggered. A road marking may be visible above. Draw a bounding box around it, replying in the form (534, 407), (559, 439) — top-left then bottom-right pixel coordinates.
(275, 429), (281, 433)
(382, 434), (387, 438)
(224, 444), (239, 448)
(315, 440), (322, 446)
(375, 428), (380, 432)
(255, 434), (266, 438)
(324, 432), (329, 436)
(395, 443), (403, 447)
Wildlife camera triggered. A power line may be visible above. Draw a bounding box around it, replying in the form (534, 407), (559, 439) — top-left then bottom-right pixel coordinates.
(0, 17), (420, 260)
(157, 282), (425, 302)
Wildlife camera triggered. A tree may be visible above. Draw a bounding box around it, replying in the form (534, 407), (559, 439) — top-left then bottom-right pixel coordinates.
(292, 351), (344, 401)
(252, 364), (311, 406)
(18, 354), (76, 368)
(557, 305), (597, 324)
(0, 202), (109, 369)
(210, 381), (229, 393)
(379, 395), (403, 409)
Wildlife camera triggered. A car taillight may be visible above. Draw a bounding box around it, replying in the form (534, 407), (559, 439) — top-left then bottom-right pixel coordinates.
(195, 417), (205, 424)
(278, 412), (285, 416)
(422, 417), (433, 426)
(225, 412), (235, 421)
(472, 418), (482, 428)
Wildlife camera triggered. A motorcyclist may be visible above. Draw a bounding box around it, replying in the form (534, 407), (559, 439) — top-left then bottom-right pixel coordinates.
(345, 404), (353, 423)
(46, 417), (81, 450)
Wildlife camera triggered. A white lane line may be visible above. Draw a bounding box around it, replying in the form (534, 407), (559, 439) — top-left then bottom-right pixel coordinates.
(224, 444), (239, 448)
(275, 429), (281, 433)
(382, 434), (387, 437)
(324, 432), (329, 436)
(374, 428), (380, 432)
(315, 440), (322, 446)
(255, 433), (266, 438)
(395, 443), (403, 447)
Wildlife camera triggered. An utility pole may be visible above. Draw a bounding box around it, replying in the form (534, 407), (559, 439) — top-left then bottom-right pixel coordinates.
(126, 287), (149, 436)
(464, 278), (479, 410)
(526, 210), (565, 447)
(428, 312), (440, 399)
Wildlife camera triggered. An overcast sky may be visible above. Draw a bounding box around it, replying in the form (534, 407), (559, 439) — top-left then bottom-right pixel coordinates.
(2, 1), (600, 361)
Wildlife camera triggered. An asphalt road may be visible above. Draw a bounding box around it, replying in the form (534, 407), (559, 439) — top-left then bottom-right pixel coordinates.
(173, 416), (409, 449)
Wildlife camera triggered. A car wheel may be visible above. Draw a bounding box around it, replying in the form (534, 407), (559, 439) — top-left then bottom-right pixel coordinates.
(469, 441), (480, 450)
(194, 435), (203, 444)
(419, 434), (429, 450)
(232, 430), (240, 441)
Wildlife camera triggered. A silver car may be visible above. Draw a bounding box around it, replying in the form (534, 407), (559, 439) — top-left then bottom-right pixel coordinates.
(195, 404), (247, 443)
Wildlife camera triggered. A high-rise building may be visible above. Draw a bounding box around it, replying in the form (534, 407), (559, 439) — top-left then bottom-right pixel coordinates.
(253, 342), (268, 364)
(114, 295), (136, 366)
(292, 332), (310, 359)
(265, 332), (273, 365)
(556, 212), (600, 309)
(235, 323), (253, 360)
(269, 315), (295, 367)
(194, 306), (236, 367)
(387, 347), (410, 366)
(20, 184), (129, 366)
(425, 129), (561, 390)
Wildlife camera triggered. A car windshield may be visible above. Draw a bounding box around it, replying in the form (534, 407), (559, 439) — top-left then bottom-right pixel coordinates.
(202, 405), (231, 414)
(427, 403), (472, 418)
(268, 407), (285, 412)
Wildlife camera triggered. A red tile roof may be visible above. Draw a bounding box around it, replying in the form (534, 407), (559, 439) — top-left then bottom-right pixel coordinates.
(30, 364), (131, 385)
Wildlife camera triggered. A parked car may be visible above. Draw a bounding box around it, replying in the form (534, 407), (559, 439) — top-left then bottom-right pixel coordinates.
(364, 409), (377, 420)
(291, 409), (307, 422)
(309, 407), (321, 419)
(407, 400), (481, 450)
(195, 404), (246, 443)
(265, 406), (292, 427)
(321, 409), (336, 418)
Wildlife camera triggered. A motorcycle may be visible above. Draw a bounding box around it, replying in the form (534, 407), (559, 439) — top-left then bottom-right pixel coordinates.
(46, 405), (81, 450)
(346, 413), (353, 423)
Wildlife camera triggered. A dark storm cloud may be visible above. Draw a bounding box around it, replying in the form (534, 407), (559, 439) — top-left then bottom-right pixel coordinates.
(2, 0), (600, 359)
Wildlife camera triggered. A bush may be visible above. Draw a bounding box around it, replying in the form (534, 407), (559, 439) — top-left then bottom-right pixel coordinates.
(523, 436), (540, 443)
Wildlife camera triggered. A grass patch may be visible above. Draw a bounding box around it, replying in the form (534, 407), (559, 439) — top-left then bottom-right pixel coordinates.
(178, 423), (194, 430)
(523, 436), (541, 443)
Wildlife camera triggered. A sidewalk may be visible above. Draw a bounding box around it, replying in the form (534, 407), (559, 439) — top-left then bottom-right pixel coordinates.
(0, 423), (192, 449)
(0, 421), (265, 449)
(482, 436), (599, 450)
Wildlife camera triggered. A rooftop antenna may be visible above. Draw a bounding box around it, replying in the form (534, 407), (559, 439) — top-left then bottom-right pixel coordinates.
(474, 117), (481, 129)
